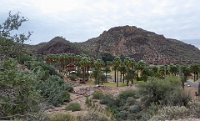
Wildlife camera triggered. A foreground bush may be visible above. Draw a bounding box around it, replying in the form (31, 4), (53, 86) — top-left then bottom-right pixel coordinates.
(187, 101), (200, 118)
(150, 106), (189, 121)
(139, 76), (191, 106)
(0, 59), (40, 119)
(48, 113), (78, 121)
(81, 111), (113, 121)
(66, 103), (81, 112)
(37, 75), (71, 106)
(92, 91), (104, 99)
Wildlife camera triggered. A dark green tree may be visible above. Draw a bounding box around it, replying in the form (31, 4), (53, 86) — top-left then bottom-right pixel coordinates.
(0, 12), (31, 59)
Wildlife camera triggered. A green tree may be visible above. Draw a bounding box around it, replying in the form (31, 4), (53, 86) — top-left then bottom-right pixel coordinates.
(180, 66), (191, 89)
(93, 59), (104, 84)
(113, 57), (121, 87)
(0, 12), (31, 59)
(169, 65), (179, 76)
(190, 64), (200, 81)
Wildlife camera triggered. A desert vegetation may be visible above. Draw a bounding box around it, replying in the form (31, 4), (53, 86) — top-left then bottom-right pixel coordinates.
(1, 12), (200, 121)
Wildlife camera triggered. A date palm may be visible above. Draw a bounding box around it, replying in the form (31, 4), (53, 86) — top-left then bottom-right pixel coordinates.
(135, 60), (146, 81)
(93, 59), (104, 84)
(124, 57), (135, 85)
(190, 64), (200, 81)
(113, 57), (121, 87)
(169, 65), (178, 76)
(180, 66), (191, 89)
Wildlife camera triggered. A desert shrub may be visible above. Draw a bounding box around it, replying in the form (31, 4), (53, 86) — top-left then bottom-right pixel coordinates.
(17, 54), (33, 64)
(66, 103), (81, 112)
(81, 111), (112, 121)
(30, 61), (62, 78)
(93, 91), (104, 99)
(117, 90), (137, 106)
(150, 106), (189, 121)
(49, 113), (78, 121)
(164, 88), (191, 106)
(138, 76), (187, 106)
(187, 101), (200, 118)
(85, 96), (92, 106)
(164, 76), (182, 86)
(100, 95), (115, 107)
(125, 97), (136, 106)
(118, 111), (127, 120)
(37, 75), (70, 106)
(140, 103), (160, 121)
(0, 59), (40, 119)
(21, 112), (49, 121)
(118, 90), (137, 101)
(129, 105), (141, 113)
(69, 74), (78, 81)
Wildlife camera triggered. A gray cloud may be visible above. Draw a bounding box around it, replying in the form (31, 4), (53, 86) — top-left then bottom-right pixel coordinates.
(0, 0), (200, 48)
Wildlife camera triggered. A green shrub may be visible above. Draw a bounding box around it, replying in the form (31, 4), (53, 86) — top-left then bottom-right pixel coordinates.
(81, 111), (112, 121)
(118, 111), (127, 120)
(37, 75), (71, 106)
(100, 95), (115, 107)
(150, 106), (189, 121)
(85, 96), (92, 106)
(188, 101), (200, 118)
(69, 74), (78, 81)
(66, 103), (81, 112)
(164, 88), (191, 106)
(138, 76), (187, 106)
(93, 91), (104, 99)
(118, 90), (137, 100)
(129, 105), (141, 113)
(0, 59), (40, 119)
(17, 54), (33, 64)
(126, 97), (136, 106)
(140, 103), (160, 121)
(49, 113), (77, 121)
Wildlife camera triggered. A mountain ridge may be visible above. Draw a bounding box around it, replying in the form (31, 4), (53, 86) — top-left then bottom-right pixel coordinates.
(29, 25), (200, 64)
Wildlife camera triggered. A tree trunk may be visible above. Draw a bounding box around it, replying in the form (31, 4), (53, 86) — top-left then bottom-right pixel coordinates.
(122, 73), (124, 83)
(114, 69), (116, 83)
(83, 67), (85, 83)
(117, 71), (119, 87)
(106, 70), (108, 82)
(120, 72), (122, 82)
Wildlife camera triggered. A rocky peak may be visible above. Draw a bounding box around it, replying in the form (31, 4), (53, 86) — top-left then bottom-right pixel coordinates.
(81, 26), (200, 64)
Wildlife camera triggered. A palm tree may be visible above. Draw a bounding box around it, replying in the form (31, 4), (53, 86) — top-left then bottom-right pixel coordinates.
(169, 65), (178, 76)
(158, 66), (165, 78)
(79, 57), (90, 83)
(118, 63), (126, 83)
(135, 60), (146, 81)
(190, 64), (200, 81)
(152, 66), (159, 77)
(125, 69), (135, 86)
(93, 59), (104, 85)
(113, 57), (121, 87)
(103, 65), (111, 82)
(124, 57), (135, 85)
(180, 66), (191, 89)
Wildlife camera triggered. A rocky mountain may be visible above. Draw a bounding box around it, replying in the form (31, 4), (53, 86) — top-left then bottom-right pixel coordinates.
(30, 26), (200, 64)
(30, 37), (81, 55)
(80, 25), (200, 64)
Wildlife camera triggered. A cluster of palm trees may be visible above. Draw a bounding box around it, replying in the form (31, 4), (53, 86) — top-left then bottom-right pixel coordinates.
(45, 54), (200, 87)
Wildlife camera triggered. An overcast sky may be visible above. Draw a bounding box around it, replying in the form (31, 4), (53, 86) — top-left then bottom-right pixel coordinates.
(0, 0), (200, 48)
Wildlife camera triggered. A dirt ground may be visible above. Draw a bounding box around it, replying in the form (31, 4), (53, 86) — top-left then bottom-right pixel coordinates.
(45, 83), (136, 116)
